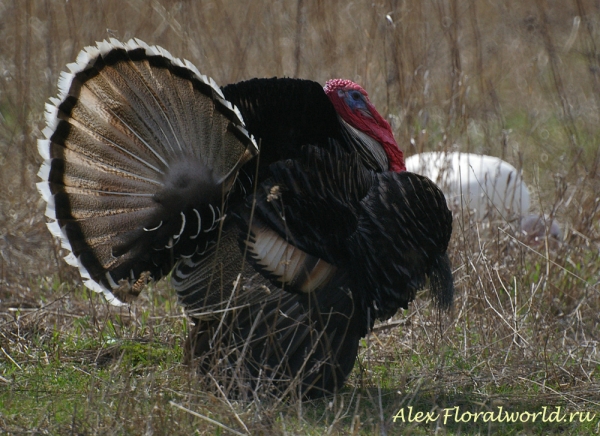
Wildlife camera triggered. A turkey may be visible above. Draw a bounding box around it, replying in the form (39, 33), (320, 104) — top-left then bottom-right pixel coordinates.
(405, 152), (561, 240)
(37, 39), (454, 397)
(405, 152), (530, 220)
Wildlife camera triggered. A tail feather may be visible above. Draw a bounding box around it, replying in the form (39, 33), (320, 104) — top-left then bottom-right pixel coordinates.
(38, 39), (257, 304)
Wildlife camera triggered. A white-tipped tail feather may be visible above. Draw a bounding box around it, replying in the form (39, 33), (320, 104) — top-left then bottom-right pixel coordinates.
(38, 38), (258, 304)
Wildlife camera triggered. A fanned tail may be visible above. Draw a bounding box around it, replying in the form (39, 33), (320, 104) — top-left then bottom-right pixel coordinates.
(37, 39), (257, 304)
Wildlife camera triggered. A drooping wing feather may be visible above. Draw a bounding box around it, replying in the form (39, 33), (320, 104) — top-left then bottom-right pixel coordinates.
(37, 39), (257, 304)
(171, 210), (340, 312)
(347, 171), (454, 318)
(249, 145), (372, 264)
(241, 144), (454, 319)
(187, 279), (365, 398)
(170, 146), (359, 314)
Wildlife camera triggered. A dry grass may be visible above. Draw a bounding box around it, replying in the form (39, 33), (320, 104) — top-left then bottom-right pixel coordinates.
(1, 0), (600, 434)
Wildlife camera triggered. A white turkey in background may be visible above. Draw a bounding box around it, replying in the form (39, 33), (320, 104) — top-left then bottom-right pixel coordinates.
(405, 152), (561, 241)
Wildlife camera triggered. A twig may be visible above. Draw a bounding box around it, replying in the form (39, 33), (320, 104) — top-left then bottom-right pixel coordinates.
(378, 385), (386, 436)
(372, 318), (411, 332)
(169, 401), (248, 436)
(516, 376), (600, 408)
(7, 308), (83, 318)
(207, 373), (250, 435)
(498, 227), (589, 284)
(2, 347), (22, 370)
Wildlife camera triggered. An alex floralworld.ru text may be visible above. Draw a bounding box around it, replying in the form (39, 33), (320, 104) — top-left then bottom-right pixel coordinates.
(393, 406), (596, 424)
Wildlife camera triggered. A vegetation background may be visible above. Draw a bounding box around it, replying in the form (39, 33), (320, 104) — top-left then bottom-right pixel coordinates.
(1, 0), (599, 434)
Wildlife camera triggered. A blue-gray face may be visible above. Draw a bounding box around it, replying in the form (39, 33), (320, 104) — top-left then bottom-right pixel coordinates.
(339, 89), (371, 117)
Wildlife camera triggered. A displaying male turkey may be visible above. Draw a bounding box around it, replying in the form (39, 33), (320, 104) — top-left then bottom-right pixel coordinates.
(37, 39), (454, 397)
